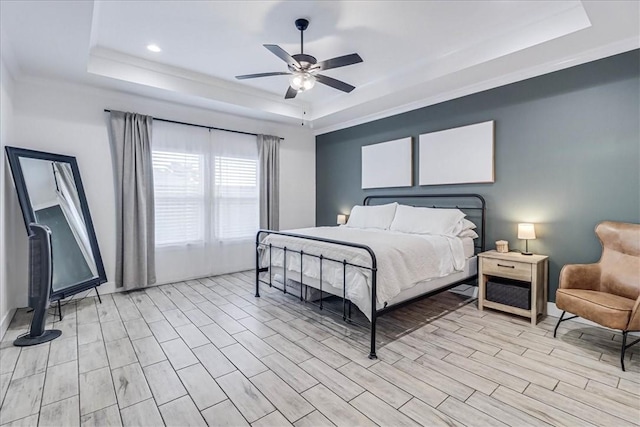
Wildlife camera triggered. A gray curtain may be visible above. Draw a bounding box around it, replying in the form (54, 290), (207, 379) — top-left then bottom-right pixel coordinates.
(257, 134), (280, 230)
(108, 111), (156, 290)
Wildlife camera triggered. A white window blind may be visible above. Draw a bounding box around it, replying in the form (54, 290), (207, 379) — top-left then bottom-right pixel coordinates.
(152, 150), (205, 246)
(214, 156), (259, 240)
(151, 121), (259, 247)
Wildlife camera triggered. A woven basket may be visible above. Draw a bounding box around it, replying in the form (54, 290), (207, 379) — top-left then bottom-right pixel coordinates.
(486, 277), (530, 310)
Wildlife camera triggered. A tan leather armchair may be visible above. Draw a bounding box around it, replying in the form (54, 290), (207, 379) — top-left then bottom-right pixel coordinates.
(554, 221), (640, 371)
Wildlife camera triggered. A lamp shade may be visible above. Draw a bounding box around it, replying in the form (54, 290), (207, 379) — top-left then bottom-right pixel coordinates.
(517, 223), (536, 240)
(337, 214), (347, 225)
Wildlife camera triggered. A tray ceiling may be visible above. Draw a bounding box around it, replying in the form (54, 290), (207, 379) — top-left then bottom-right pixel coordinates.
(1, 1), (638, 134)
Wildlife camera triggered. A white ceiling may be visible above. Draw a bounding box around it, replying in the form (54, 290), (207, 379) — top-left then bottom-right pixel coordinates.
(1, 1), (638, 134)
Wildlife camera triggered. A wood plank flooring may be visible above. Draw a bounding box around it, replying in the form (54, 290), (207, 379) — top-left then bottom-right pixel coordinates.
(0, 271), (638, 426)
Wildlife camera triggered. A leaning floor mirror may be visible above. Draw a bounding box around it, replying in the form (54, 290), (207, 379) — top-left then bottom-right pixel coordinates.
(5, 147), (107, 307)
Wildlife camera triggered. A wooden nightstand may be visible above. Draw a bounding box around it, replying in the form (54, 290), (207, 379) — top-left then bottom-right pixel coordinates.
(478, 250), (549, 325)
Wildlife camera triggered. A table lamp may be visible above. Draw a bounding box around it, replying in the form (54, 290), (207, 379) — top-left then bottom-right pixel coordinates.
(337, 214), (347, 225)
(518, 223), (536, 255)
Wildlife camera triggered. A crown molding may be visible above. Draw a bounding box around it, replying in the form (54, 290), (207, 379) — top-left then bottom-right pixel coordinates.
(313, 37), (639, 136)
(87, 47), (311, 122)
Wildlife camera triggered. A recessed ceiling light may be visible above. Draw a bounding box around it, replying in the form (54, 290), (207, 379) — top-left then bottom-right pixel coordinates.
(147, 44), (162, 53)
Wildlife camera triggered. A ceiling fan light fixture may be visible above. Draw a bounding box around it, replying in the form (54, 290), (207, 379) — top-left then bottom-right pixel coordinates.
(290, 72), (316, 92)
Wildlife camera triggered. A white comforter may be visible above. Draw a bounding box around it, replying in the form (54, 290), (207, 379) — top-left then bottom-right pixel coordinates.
(259, 227), (466, 320)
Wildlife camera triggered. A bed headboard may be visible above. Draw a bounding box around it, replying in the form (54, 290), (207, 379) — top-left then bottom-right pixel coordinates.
(363, 193), (486, 254)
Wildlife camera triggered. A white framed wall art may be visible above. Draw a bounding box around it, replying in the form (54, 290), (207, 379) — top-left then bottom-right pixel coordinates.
(419, 120), (495, 186)
(361, 137), (412, 189)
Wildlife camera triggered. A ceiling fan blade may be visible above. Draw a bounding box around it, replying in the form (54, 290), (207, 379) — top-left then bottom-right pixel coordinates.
(316, 74), (356, 93)
(264, 44), (301, 69)
(285, 86), (298, 99)
(236, 72), (291, 80)
(316, 53), (363, 71)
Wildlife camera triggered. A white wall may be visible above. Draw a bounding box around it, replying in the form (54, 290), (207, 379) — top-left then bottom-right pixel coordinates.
(1, 58), (18, 338)
(6, 77), (315, 306)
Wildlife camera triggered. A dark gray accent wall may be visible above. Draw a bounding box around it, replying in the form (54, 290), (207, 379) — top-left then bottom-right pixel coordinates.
(316, 50), (639, 301)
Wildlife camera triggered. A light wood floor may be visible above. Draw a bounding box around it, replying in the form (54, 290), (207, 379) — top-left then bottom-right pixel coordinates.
(0, 271), (638, 426)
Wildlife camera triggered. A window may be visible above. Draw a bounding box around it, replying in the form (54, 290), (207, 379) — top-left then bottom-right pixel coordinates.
(151, 121), (259, 247)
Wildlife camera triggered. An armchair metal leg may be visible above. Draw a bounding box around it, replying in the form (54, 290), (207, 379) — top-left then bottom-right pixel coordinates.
(553, 311), (578, 338)
(554, 311), (566, 338)
(621, 331), (627, 372)
(621, 331), (640, 372)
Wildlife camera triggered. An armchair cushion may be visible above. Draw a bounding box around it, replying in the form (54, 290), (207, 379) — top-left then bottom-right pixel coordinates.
(557, 288), (635, 331)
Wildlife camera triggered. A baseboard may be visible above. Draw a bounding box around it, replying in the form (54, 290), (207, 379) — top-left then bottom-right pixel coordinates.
(88, 271), (247, 297)
(0, 308), (16, 341)
(547, 301), (639, 337)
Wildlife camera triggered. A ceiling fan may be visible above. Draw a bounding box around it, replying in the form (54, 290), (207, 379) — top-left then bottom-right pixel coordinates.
(236, 18), (363, 99)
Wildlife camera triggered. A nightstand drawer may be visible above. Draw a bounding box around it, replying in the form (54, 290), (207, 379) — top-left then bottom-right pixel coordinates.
(482, 257), (531, 281)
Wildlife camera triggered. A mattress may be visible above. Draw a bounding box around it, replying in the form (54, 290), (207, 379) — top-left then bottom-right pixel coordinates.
(461, 236), (475, 259)
(259, 227), (473, 320)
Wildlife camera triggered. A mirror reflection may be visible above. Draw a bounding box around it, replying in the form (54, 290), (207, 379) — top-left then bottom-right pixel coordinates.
(18, 157), (99, 291)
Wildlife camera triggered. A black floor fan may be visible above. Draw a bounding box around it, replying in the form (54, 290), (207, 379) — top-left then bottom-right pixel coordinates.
(14, 223), (61, 346)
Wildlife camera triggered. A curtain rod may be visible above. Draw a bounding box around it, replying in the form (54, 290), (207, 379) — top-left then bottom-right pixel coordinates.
(103, 109), (283, 140)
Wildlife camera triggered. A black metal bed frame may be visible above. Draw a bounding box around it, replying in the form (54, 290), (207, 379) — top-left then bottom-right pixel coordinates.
(255, 193), (486, 359)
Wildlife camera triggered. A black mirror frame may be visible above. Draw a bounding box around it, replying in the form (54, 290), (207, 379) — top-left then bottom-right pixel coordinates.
(5, 146), (107, 301)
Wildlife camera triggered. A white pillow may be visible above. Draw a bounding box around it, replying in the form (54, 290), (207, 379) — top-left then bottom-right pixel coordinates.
(389, 204), (466, 235)
(451, 218), (477, 236)
(459, 228), (479, 239)
(345, 203), (398, 230)
(462, 218), (477, 230)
